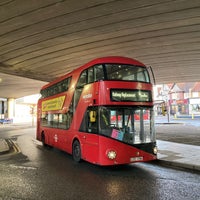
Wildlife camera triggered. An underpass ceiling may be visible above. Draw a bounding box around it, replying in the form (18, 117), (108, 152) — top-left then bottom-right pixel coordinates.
(0, 72), (46, 99)
(0, 0), (200, 98)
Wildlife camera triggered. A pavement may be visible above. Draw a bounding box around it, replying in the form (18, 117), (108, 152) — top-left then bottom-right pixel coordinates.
(0, 120), (200, 172)
(157, 140), (200, 171)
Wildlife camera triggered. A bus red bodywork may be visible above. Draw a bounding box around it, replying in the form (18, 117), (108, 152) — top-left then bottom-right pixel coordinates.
(37, 56), (157, 166)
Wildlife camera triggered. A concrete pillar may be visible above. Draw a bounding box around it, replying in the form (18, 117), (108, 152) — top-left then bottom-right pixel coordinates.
(7, 98), (15, 119)
(0, 101), (3, 118)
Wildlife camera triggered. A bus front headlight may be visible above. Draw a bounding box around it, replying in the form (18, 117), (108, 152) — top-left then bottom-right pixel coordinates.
(107, 150), (117, 160)
(153, 146), (158, 154)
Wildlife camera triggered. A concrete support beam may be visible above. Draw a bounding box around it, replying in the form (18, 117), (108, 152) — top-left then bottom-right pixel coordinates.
(7, 98), (15, 119)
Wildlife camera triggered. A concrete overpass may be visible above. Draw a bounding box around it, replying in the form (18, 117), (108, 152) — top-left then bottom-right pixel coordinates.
(0, 0), (200, 98)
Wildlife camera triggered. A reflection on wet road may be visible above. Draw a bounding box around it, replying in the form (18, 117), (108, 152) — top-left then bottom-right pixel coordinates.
(0, 127), (199, 200)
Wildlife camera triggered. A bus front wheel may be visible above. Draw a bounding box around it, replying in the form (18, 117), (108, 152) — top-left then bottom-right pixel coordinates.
(72, 140), (81, 162)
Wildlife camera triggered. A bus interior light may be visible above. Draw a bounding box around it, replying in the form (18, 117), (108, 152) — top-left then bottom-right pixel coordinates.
(107, 150), (117, 160)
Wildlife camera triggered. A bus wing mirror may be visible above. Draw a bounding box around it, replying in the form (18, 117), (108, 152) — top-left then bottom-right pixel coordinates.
(148, 66), (156, 85)
(89, 111), (96, 122)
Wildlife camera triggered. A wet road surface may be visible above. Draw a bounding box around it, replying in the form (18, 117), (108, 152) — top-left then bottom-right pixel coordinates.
(156, 117), (200, 146)
(0, 125), (200, 200)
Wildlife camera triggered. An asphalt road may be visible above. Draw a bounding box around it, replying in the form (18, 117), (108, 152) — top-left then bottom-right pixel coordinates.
(155, 116), (200, 146)
(0, 125), (199, 200)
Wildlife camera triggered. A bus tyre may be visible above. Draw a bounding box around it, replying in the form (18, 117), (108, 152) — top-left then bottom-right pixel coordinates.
(72, 140), (81, 162)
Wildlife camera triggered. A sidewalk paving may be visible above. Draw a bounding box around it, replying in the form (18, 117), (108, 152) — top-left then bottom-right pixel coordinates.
(0, 137), (200, 171)
(157, 140), (200, 171)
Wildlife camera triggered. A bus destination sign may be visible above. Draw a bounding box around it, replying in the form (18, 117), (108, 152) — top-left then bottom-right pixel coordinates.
(110, 89), (151, 102)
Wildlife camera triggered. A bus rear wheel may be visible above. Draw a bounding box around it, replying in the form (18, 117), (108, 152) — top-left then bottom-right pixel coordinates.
(72, 140), (81, 162)
(41, 133), (47, 147)
(41, 133), (51, 148)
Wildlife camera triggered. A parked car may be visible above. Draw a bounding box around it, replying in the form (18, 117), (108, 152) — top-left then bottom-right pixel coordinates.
(0, 118), (13, 124)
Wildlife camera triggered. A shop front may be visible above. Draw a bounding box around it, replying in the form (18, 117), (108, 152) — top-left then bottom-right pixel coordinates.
(169, 99), (189, 115)
(189, 98), (200, 115)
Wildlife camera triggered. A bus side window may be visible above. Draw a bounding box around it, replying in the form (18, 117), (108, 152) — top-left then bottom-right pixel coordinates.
(72, 70), (87, 112)
(58, 113), (72, 130)
(61, 82), (66, 92)
(47, 114), (53, 127)
(77, 70), (87, 88)
(54, 85), (58, 95)
(62, 78), (70, 91)
(79, 111), (88, 132)
(88, 67), (94, 83)
(94, 65), (104, 81)
(80, 108), (98, 133)
(41, 113), (48, 126)
(53, 114), (59, 128)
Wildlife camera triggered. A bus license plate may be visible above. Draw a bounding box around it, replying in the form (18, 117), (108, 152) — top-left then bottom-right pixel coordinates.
(130, 156), (143, 162)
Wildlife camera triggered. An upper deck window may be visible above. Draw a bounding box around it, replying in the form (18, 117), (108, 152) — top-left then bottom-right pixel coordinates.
(105, 64), (150, 83)
(40, 76), (72, 98)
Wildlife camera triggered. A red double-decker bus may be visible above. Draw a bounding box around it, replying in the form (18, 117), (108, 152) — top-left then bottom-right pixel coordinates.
(36, 56), (157, 165)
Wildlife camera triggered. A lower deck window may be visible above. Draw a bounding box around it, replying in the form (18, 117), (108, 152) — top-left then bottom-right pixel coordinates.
(41, 112), (72, 130)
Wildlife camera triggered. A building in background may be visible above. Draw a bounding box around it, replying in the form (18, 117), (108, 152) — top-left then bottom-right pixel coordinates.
(154, 82), (200, 117)
(0, 98), (7, 120)
(1, 82), (200, 123)
(0, 94), (40, 124)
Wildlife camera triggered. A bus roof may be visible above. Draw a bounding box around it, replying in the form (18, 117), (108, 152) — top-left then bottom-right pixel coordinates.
(41, 56), (146, 90)
(82, 56), (146, 69)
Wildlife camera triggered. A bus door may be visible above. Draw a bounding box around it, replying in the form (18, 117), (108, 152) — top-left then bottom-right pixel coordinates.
(80, 108), (100, 164)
